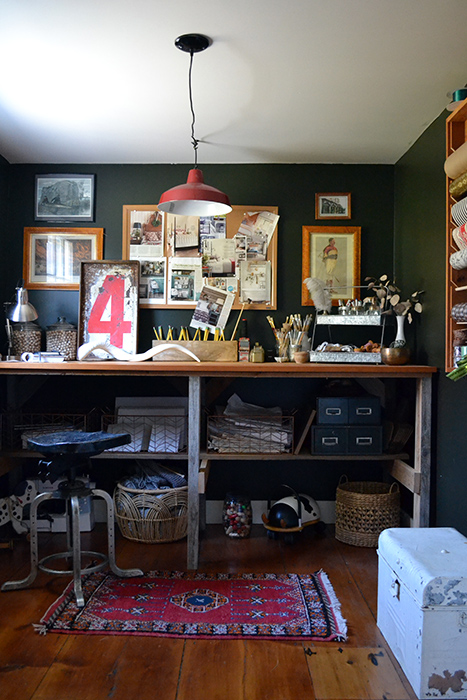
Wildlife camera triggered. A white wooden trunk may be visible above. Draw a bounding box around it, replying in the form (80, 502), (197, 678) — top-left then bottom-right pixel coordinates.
(377, 527), (467, 699)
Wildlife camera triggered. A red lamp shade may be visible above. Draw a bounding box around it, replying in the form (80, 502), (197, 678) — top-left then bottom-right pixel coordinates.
(158, 168), (232, 216)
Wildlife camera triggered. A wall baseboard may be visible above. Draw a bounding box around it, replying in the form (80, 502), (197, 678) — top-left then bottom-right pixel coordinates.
(206, 500), (336, 525)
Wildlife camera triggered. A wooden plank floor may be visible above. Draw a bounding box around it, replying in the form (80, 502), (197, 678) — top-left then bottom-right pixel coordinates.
(0, 523), (417, 700)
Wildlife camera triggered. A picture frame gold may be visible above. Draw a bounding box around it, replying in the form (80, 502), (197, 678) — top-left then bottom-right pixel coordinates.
(315, 193), (351, 220)
(23, 227), (104, 290)
(301, 226), (361, 306)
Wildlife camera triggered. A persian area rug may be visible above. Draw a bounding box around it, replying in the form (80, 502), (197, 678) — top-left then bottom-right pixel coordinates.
(37, 569), (347, 641)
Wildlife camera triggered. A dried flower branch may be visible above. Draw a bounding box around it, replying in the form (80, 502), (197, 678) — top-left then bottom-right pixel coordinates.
(365, 275), (424, 323)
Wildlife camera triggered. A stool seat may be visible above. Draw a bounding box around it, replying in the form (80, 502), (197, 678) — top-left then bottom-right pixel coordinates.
(27, 430), (131, 456)
(2, 429), (142, 607)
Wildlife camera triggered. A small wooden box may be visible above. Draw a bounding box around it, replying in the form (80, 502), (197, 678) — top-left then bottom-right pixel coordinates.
(152, 340), (238, 362)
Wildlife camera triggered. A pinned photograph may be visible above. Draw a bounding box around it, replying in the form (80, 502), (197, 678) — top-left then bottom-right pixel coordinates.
(190, 284), (235, 332)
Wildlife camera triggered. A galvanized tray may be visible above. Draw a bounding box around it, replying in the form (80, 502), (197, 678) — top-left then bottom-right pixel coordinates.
(309, 351), (381, 364)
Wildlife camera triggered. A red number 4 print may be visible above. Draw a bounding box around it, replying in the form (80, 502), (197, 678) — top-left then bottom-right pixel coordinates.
(87, 274), (132, 348)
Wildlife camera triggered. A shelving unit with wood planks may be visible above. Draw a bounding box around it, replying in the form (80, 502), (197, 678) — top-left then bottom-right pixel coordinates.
(445, 98), (467, 372)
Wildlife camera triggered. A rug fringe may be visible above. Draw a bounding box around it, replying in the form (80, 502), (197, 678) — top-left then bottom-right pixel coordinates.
(316, 568), (348, 641)
(32, 623), (48, 635)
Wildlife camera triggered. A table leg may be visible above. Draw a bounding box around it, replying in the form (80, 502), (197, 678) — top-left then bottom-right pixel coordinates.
(187, 375), (201, 569)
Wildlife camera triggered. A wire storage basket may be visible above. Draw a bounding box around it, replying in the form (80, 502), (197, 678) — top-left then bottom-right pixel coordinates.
(113, 483), (188, 543)
(3, 412), (88, 450)
(206, 413), (294, 454)
(335, 475), (400, 547)
(102, 414), (187, 453)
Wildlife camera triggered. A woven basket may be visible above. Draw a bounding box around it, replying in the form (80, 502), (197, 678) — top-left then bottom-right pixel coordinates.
(335, 475), (400, 547)
(113, 483), (188, 543)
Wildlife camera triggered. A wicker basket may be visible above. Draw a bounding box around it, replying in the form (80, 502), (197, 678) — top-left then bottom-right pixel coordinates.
(335, 475), (400, 547)
(113, 483), (188, 543)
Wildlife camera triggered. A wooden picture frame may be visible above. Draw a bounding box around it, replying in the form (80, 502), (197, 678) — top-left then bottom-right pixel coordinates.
(78, 260), (140, 357)
(122, 204), (278, 310)
(23, 227), (104, 290)
(315, 193), (351, 220)
(35, 174), (95, 222)
(302, 226), (361, 306)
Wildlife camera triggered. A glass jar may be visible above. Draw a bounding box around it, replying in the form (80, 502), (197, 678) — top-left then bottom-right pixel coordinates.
(12, 321), (41, 356)
(46, 317), (78, 360)
(222, 494), (252, 538)
(249, 342), (265, 363)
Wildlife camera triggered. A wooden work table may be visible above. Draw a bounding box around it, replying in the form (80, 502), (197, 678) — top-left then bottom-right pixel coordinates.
(0, 360), (437, 568)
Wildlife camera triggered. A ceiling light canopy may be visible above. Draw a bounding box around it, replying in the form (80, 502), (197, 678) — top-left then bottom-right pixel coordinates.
(158, 34), (231, 217)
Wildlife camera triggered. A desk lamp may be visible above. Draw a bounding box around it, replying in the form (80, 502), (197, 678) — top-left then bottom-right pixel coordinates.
(4, 284), (38, 359)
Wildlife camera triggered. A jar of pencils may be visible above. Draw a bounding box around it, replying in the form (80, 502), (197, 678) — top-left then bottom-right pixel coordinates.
(223, 494), (252, 538)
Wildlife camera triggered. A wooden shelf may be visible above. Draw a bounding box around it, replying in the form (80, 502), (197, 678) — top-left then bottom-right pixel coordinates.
(200, 450), (409, 461)
(445, 98), (467, 372)
(0, 361), (435, 569)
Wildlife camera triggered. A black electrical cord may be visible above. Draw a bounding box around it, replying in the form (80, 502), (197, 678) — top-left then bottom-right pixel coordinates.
(188, 50), (199, 168)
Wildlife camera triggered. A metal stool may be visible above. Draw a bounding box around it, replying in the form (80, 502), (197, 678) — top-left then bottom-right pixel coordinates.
(1, 430), (143, 607)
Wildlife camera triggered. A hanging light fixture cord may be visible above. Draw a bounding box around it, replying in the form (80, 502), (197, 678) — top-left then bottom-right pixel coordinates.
(188, 50), (199, 168)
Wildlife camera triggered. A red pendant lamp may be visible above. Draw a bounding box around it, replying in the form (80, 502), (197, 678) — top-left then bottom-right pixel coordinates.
(158, 34), (232, 217)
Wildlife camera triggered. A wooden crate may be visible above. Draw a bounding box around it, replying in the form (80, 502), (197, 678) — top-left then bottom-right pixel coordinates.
(152, 340), (238, 362)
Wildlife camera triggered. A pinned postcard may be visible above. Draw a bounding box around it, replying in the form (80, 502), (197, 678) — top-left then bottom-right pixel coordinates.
(168, 257), (203, 303)
(167, 214), (200, 256)
(237, 210), (279, 261)
(139, 258), (166, 305)
(239, 260), (272, 303)
(202, 238), (236, 277)
(190, 283), (235, 332)
(129, 209), (164, 258)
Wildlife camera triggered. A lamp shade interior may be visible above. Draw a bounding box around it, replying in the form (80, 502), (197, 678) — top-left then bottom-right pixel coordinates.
(158, 168), (232, 216)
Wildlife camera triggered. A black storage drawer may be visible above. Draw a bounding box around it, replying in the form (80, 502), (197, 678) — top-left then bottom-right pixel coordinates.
(312, 426), (348, 454)
(316, 398), (349, 424)
(317, 396), (381, 425)
(312, 425), (382, 455)
(347, 426), (382, 455)
(348, 397), (381, 425)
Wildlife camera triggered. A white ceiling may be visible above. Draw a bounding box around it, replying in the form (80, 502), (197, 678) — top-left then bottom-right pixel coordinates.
(1, 0), (467, 166)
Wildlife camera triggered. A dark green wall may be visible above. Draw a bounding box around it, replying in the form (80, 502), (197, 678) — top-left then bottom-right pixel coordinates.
(395, 112), (467, 534)
(0, 154), (9, 291)
(1, 124), (465, 528)
(0, 161), (398, 502)
(4, 163), (394, 354)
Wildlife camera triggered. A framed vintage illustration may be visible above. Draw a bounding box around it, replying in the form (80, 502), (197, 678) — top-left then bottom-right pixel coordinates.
(301, 226), (361, 306)
(315, 193), (351, 220)
(23, 227), (104, 290)
(78, 260), (140, 358)
(35, 174), (95, 222)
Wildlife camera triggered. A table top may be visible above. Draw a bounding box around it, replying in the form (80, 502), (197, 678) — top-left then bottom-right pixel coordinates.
(0, 359), (438, 378)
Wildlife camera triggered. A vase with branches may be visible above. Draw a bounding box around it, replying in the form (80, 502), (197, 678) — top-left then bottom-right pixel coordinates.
(364, 275), (424, 348)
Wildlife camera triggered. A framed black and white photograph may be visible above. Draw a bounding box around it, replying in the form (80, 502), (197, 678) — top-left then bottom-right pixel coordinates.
(35, 174), (95, 222)
(315, 193), (351, 220)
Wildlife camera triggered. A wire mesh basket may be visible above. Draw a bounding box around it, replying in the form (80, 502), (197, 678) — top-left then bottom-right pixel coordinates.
(113, 482), (188, 543)
(2, 412), (88, 450)
(335, 475), (400, 547)
(207, 413), (294, 454)
(102, 414), (187, 453)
